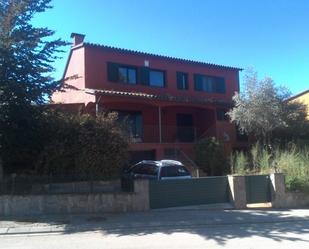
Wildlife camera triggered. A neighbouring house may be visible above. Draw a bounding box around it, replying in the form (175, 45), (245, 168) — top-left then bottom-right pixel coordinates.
(52, 33), (247, 169)
(288, 89), (309, 119)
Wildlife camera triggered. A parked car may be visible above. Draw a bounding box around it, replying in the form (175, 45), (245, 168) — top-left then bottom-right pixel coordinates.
(122, 160), (192, 181)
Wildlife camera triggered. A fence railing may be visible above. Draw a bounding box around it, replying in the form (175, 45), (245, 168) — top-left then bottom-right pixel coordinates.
(128, 125), (207, 143)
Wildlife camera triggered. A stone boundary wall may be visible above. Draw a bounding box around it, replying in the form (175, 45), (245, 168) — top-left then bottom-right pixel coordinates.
(0, 180), (149, 217)
(1, 174), (308, 216)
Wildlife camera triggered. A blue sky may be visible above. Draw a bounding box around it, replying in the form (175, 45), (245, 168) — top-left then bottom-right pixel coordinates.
(32, 0), (309, 95)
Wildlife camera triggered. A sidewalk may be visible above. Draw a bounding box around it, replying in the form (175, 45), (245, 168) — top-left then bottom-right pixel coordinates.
(1, 208), (309, 236)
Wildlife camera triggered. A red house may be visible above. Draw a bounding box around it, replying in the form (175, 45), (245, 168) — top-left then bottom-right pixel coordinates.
(52, 33), (247, 170)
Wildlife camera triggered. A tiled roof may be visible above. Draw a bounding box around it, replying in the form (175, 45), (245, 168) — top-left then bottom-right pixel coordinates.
(83, 42), (242, 71)
(85, 88), (232, 106)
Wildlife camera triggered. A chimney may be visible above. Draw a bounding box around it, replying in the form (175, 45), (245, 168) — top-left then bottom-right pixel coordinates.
(70, 33), (85, 46)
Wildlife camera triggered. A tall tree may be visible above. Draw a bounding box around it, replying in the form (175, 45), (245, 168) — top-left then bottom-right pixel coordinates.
(0, 0), (67, 172)
(227, 69), (308, 146)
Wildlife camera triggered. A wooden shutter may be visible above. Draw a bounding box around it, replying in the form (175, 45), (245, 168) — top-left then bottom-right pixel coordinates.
(194, 74), (203, 91)
(216, 77), (226, 93)
(107, 62), (119, 82)
(139, 67), (149, 85)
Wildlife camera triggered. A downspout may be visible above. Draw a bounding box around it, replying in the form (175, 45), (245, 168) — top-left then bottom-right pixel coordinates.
(158, 106), (162, 143)
(95, 95), (102, 116)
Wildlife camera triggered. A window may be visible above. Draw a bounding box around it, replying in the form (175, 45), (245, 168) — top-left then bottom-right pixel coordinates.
(107, 62), (137, 84)
(118, 66), (137, 84)
(216, 109), (228, 121)
(132, 164), (158, 176)
(160, 166), (190, 178)
(117, 111), (143, 141)
(177, 72), (188, 90)
(149, 70), (165, 87)
(194, 74), (225, 93)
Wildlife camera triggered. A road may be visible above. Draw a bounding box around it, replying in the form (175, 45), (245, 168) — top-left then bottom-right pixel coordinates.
(1, 208), (309, 248)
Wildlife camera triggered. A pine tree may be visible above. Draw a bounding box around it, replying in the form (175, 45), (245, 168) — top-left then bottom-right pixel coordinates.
(0, 0), (67, 172)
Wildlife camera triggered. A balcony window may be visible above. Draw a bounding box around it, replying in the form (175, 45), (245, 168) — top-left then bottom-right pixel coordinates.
(216, 108), (229, 121)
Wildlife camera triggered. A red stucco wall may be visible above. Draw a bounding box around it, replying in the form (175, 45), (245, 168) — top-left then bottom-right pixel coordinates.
(84, 45), (240, 101)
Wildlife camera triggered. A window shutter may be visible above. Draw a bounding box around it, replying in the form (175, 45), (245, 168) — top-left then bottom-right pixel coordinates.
(139, 67), (149, 85)
(176, 72), (183, 89)
(216, 77), (226, 93)
(194, 74), (203, 91)
(107, 62), (119, 82)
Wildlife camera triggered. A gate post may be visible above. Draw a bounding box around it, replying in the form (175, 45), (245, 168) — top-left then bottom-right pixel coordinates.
(133, 180), (150, 211)
(270, 173), (286, 208)
(228, 175), (247, 209)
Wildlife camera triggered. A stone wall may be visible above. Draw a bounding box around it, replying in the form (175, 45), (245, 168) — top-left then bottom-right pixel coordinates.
(0, 180), (149, 217)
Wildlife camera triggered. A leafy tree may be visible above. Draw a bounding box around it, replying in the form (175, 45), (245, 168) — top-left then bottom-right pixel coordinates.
(227, 69), (309, 146)
(0, 0), (67, 172)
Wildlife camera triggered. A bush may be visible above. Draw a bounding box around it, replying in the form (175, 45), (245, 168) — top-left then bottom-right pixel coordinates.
(193, 137), (227, 176)
(35, 110), (129, 179)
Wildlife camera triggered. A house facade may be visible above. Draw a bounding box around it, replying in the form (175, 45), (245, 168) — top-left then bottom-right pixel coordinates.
(52, 33), (247, 166)
(288, 89), (309, 119)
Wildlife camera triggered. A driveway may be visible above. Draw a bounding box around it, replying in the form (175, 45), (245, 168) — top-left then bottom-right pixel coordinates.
(1, 208), (309, 248)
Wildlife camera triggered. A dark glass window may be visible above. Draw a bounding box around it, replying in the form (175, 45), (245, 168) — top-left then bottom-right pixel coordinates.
(117, 111), (143, 141)
(149, 70), (165, 87)
(107, 62), (137, 84)
(216, 109), (229, 121)
(132, 164), (158, 176)
(160, 166), (190, 178)
(177, 72), (188, 90)
(194, 74), (225, 93)
(118, 66), (137, 84)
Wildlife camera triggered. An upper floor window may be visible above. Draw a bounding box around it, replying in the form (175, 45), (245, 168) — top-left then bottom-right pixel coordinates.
(149, 69), (165, 87)
(140, 67), (165, 88)
(107, 62), (137, 84)
(118, 66), (137, 84)
(194, 74), (225, 93)
(177, 72), (188, 90)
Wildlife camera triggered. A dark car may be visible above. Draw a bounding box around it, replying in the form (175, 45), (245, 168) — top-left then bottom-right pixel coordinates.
(122, 160), (192, 181)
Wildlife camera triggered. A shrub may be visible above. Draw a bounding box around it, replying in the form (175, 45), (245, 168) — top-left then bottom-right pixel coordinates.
(193, 137), (227, 176)
(35, 110), (129, 179)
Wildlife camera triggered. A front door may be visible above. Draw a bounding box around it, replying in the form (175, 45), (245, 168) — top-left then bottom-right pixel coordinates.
(176, 114), (194, 142)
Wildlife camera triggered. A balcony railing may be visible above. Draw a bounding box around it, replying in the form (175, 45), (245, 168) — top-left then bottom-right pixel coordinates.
(127, 125), (216, 143)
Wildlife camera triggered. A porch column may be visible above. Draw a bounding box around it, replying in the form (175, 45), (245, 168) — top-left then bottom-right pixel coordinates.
(158, 106), (162, 143)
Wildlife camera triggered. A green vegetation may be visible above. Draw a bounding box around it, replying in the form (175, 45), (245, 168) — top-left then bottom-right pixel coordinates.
(228, 69), (309, 146)
(194, 137), (228, 176)
(230, 143), (309, 192)
(35, 110), (129, 179)
(0, 0), (67, 173)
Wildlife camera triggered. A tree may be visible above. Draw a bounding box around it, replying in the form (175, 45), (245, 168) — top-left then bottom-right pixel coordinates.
(0, 0), (67, 172)
(228, 69), (309, 146)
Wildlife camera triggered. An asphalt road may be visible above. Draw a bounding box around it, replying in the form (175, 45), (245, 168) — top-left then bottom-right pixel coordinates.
(1, 208), (309, 249)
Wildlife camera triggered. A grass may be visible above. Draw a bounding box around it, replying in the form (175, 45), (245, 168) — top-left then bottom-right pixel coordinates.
(230, 143), (309, 192)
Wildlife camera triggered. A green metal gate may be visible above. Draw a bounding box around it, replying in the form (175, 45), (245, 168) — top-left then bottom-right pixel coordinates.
(245, 175), (271, 204)
(149, 177), (229, 209)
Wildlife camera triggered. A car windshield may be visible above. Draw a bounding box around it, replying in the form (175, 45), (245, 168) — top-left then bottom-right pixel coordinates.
(160, 165), (190, 177)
